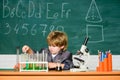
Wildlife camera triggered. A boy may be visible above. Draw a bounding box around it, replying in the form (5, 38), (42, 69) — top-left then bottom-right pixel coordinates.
(15, 31), (73, 70)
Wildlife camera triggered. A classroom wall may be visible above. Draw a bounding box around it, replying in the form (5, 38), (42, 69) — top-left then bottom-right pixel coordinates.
(0, 55), (120, 70)
(1, 0), (120, 55)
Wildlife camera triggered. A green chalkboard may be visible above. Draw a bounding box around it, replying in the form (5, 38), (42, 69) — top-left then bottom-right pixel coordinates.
(0, 0), (120, 55)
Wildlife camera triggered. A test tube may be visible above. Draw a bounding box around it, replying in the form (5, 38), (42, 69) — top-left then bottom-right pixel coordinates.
(56, 60), (62, 71)
(39, 53), (42, 70)
(42, 50), (48, 70)
(28, 54), (33, 70)
(36, 51), (39, 62)
(44, 51), (48, 70)
(16, 47), (19, 65)
(35, 51), (39, 70)
(15, 47), (19, 71)
(42, 50), (45, 69)
(20, 53), (28, 70)
(25, 54), (29, 70)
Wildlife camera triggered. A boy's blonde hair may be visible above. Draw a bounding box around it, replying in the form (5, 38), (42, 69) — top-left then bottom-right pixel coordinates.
(47, 31), (68, 51)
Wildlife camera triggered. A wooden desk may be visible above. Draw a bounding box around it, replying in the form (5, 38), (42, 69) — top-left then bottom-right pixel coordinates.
(0, 71), (120, 80)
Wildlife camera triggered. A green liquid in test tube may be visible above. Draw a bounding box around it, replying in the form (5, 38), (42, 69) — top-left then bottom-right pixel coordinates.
(26, 60), (29, 70)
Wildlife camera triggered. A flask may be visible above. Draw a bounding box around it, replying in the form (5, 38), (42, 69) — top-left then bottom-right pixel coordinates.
(55, 60), (62, 71)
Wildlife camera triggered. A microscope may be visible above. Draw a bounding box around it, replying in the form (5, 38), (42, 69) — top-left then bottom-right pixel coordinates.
(71, 37), (90, 72)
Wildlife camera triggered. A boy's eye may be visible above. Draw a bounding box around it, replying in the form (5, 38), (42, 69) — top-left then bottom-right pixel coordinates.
(50, 45), (56, 47)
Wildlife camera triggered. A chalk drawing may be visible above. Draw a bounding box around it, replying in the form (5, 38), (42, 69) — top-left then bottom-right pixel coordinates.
(85, 0), (102, 23)
(86, 24), (104, 43)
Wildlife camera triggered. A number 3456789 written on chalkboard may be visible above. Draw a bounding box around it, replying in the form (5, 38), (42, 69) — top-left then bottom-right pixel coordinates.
(2, 23), (64, 36)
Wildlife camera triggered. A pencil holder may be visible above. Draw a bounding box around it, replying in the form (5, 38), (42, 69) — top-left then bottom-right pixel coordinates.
(96, 50), (112, 72)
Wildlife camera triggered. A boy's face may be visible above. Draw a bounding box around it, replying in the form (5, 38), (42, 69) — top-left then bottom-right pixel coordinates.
(48, 46), (64, 54)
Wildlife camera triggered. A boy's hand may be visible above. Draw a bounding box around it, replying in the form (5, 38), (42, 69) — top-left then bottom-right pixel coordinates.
(14, 63), (20, 70)
(48, 62), (64, 69)
(22, 45), (34, 54)
(22, 45), (30, 53)
(14, 63), (26, 71)
(48, 62), (57, 68)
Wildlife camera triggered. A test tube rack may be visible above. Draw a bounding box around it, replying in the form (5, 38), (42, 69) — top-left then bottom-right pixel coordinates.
(19, 61), (48, 72)
(20, 52), (48, 72)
